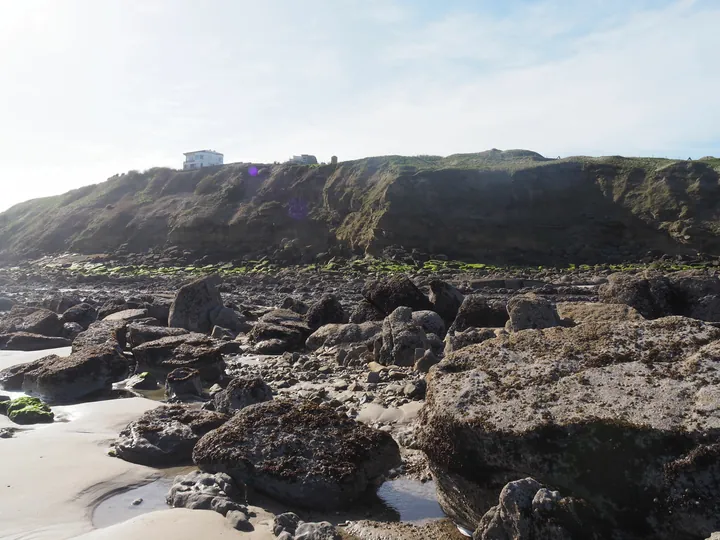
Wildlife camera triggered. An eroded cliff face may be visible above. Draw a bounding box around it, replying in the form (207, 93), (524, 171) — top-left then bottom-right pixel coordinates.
(0, 152), (718, 264)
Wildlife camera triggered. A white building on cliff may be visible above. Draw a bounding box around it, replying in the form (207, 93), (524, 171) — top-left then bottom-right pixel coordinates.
(183, 150), (224, 170)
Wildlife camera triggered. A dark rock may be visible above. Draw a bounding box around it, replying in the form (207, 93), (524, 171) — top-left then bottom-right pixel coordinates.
(212, 376), (273, 414)
(127, 323), (189, 349)
(349, 300), (386, 324)
(419, 316), (720, 538)
(98, 298), (130, 320)
(411, 310), (446, 338)
(248, 309), (312, 353)
(429, 280), (465, 326)
(125, 371), (158, 390)
(450, 295), (509, 332)
(598, 272), (673, 319)
(379, 307), (428, 367)
(4, 396), (54, 424)
(210, 307), (250, 334)
(0, 355), (56, 390)
(414, 349), (440, 373)
(281, 297), (309, 315)
(113, 405), (228, 466)
(60, 304), (97, 330)
(474, 478), (599, 540)
(505, 293), (561, 332)
(193, 400), (401, 510)
(274, 512), (301, 536)
(0, 332), (71, 351)
(0, 308), (63, 337)
(132, 333), (226, 382)
(44, 293), (80, 314)
(21, 345), (129, 403)
(72, 320), (128, 351)
(169, 274), (224, 333)
(166, 470), (246, 516)
(62, 322), (84, 341)
(295, 521), (341, 540)
(211, 326), (235, 340)
(363, 275), (433, 315)
(305, 294), (347, 331)
(165, 367), (203, 401)
(0, 297), (15, 312)
(226, 509), (252, 532)
(305, 322), (381, 351)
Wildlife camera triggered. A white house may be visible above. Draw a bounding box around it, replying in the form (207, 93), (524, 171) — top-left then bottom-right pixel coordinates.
(183, 150), (224, 170)
(287, 154), (318, 165)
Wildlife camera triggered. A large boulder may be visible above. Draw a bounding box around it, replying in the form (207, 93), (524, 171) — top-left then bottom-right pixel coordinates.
(21, 345), (129, 403)
(169, 274), (224, 333)
(209, 307), (250, 334)
(305, 294), (347, 331)
(305, 322), (382, 351)
(419, 316), (720, 539)
(0, 355), (57, 390)
(449, 295), (509, 333)
(97, 297), (129, 320)
(212, 376), (273, 414)
(132, 333), (227, 381)
(505, 294), (561, 332)
(127, 324), (189, 349)
(379, 307), (428, 367)
(0, 332), (72, 351)
(429, 280), (465, 326)
(411, 310), (446, 338)
(3, 396), (54, 425)
(248, 309), (312, 353)
(113, 405), (228, 466)
(556, 302), (644, 325)
(349, 300), (386, 324)
(72, 320), (128, 351)
(0, 307), (63, 337)
(165, 367), (203, 401)
(193, 400), (401, 510)
(43, 293), (81, 314)
(281, 297), (309, 315)
(474, 478), (598, 540)
(60, 303), (98, 329)
(362, 275), (433, 315)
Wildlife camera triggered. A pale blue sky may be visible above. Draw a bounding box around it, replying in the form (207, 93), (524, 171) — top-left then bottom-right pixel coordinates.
(0, 0), (718, 210)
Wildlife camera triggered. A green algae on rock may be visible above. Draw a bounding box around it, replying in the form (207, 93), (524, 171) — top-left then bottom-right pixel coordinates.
(4, 396), (54, 424)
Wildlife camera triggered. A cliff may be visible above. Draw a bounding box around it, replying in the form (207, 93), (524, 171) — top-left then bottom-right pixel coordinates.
(1, 150), (719, 265)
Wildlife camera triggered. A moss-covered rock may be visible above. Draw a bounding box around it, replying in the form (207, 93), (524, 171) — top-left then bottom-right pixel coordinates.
(5, 396), (54, 424)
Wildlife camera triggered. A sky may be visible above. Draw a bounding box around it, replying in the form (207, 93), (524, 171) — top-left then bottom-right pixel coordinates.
(0, 0), (719, 210)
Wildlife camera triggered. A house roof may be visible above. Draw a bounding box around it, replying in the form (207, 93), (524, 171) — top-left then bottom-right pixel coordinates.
(183, 150), (223, 156)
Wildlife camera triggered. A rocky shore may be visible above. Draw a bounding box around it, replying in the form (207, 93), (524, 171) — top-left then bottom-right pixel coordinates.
(2, 260), (720, 539)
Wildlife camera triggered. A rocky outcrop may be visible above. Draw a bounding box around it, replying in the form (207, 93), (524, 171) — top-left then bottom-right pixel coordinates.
(193, 400), (401, 510)
(379, 307), (429, 367)
(132, 333), (226, 381)
(0, 332), (71, 351)
(419, 316), (720, 539)
(21, 345), (129, 402)
(449, 295), (509, 332)
(363, 276), (433, 315)
(2, 155), (720, 265)
(113, 405), (228, 466)
(556, 301), (644, 325)
(211, 376), (273, 414)
(444, 328), (497, 355)
(505, 293), (561, 332)
(0, 355), (56, 390)
(305, 322), (381, 351)
(305, 294), (346, 331)
(166, 470), (246, 516)
(474, 478), (597, 540)
(169, 274), (224, 333)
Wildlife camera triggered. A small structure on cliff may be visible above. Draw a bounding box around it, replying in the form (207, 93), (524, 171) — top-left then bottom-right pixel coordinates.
(287, 154), (318, 165)
(183, 150), (224, 170)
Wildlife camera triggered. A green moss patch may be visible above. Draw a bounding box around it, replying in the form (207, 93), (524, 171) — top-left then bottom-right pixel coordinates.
(5, 396), (54, 425)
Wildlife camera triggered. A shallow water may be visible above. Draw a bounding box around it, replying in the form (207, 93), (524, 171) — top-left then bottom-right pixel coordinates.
(93, 475), (444, 529)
